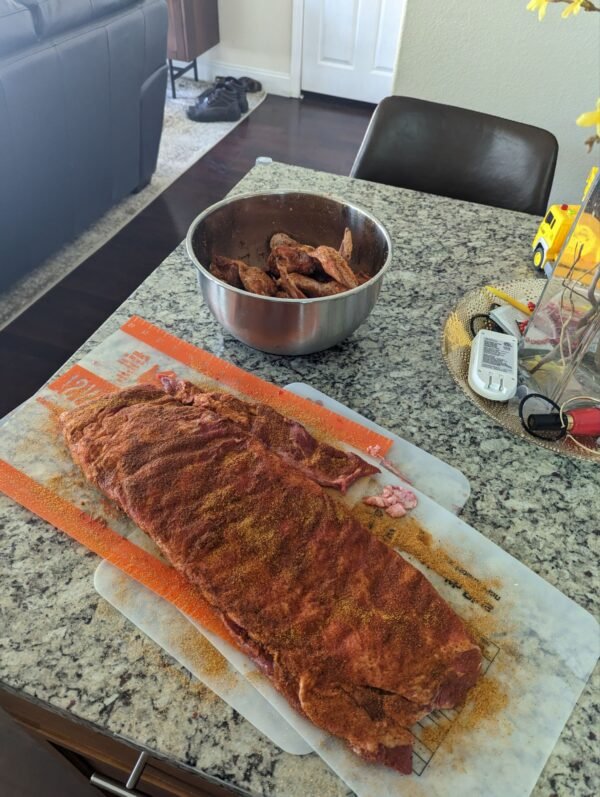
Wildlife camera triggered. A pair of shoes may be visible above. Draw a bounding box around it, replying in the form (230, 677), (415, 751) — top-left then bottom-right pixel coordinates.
(216, 75), (262, 93)
(195, 77), (249, 113)
(187, 77), (250, 123)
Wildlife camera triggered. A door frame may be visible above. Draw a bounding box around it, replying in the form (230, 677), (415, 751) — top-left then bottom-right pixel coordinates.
(290, 0), (305, 98)
(289, 0), (409, 101)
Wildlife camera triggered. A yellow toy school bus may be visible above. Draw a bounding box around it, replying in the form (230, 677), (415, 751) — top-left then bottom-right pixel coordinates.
(532, 167), (599, 280)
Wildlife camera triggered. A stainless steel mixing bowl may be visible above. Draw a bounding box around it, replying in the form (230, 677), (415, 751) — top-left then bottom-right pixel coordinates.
(186, 190), (392, 355)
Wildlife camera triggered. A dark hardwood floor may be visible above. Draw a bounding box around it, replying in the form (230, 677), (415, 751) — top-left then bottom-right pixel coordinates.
(0, 92), (373, 417)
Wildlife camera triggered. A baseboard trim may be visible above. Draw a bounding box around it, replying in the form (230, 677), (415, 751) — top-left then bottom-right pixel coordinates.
(171, 58), (298, 98)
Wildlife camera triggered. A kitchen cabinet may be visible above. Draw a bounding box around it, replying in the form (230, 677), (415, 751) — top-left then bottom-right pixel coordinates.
(0, 690), (234, 797)
(166, 0), (220, 97)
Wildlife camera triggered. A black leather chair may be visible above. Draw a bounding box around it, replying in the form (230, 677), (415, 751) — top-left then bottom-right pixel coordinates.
(350, 96), (558, 215)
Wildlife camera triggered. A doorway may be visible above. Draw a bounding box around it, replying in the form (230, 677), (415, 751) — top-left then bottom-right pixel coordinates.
(292, 0), (407, 103)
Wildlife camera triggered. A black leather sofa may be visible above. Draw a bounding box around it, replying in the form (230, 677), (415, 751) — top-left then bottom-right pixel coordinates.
(0, 0), (168, 291)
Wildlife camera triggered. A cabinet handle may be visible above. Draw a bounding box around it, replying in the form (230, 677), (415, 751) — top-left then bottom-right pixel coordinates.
(126, 751), (150, 789)
(90, 751), (150, 796)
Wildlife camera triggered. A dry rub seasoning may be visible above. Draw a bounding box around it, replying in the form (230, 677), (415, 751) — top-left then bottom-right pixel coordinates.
(351, 503), (502, 613)
(351, 502), (514, 753)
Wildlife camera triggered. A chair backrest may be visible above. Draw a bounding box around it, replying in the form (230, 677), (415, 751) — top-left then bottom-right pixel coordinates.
(350, 96), (558, 215)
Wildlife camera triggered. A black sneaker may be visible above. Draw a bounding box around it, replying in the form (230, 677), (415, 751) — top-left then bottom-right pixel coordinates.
(195, 79), (248, 113)
(186, 89), (241, 122)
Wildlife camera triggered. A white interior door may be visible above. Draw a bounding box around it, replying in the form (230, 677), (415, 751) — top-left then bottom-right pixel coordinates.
(301, 0), (406, 103)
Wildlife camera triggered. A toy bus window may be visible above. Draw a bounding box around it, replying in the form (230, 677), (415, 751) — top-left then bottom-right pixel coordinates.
(545, 211), (555, 227)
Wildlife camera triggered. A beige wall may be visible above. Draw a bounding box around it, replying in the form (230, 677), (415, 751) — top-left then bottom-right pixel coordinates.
(194, 0), (295, 95)
(393, 0), (600, 205)
(215, 0), (293, 74)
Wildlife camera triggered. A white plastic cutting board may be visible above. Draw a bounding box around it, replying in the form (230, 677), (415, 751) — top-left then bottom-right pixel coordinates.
(284, 383), (471, 514)
(93, 394), (598, 797)
(93, 553), (311, 756)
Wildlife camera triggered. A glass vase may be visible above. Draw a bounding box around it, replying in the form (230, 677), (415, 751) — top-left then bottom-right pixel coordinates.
(519, 173), (600, 406)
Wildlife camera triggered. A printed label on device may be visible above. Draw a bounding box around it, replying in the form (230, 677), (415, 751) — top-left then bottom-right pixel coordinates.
(482, 337), (514, 374)
(468, 330), (518, 401)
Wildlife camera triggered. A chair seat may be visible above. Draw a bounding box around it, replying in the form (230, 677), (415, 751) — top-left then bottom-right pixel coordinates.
(350, 96), (558, 215)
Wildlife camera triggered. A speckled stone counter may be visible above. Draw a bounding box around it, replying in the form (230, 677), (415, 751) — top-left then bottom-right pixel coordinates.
(1, 163), (598, 797)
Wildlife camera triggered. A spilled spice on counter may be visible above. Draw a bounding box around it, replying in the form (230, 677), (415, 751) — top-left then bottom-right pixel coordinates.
(177, 627), (233, 685)
(461, 673), (509, 728)
(351, 503), (502, 613)
(35, 395), (66, 424)
(419, 672), (510, 761)
(419, 718), (448, 750)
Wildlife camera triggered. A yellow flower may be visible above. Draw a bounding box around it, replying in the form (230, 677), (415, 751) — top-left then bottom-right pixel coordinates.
(576, 98), (600, 137)
(526, 0), (550, 21)
(562, 0), (585, 17)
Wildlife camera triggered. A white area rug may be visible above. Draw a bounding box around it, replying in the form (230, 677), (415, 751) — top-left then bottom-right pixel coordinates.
(0, 79), (266, 329)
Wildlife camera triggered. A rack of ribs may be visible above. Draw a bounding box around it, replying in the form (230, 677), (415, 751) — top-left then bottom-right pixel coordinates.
(61, 379), (482, 774)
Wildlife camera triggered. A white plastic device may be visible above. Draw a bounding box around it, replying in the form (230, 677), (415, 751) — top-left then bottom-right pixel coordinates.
(488, 305), (529, 338)
(468, 329), (518, 401)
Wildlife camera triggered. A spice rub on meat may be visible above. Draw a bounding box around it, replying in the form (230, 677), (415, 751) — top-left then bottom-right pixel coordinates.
(209, 227), (368, 299)
(161, 379), (378, 492)
(61, 380), (482, 775)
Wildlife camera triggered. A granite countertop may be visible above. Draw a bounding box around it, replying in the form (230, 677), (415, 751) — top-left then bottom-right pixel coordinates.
(1, 162), (598, 797)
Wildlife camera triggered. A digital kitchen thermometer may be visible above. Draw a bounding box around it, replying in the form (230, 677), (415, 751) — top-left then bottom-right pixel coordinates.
(468, 329), (518, 401)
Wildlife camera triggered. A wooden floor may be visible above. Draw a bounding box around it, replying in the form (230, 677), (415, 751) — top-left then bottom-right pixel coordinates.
(0, 92), (373, 417)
